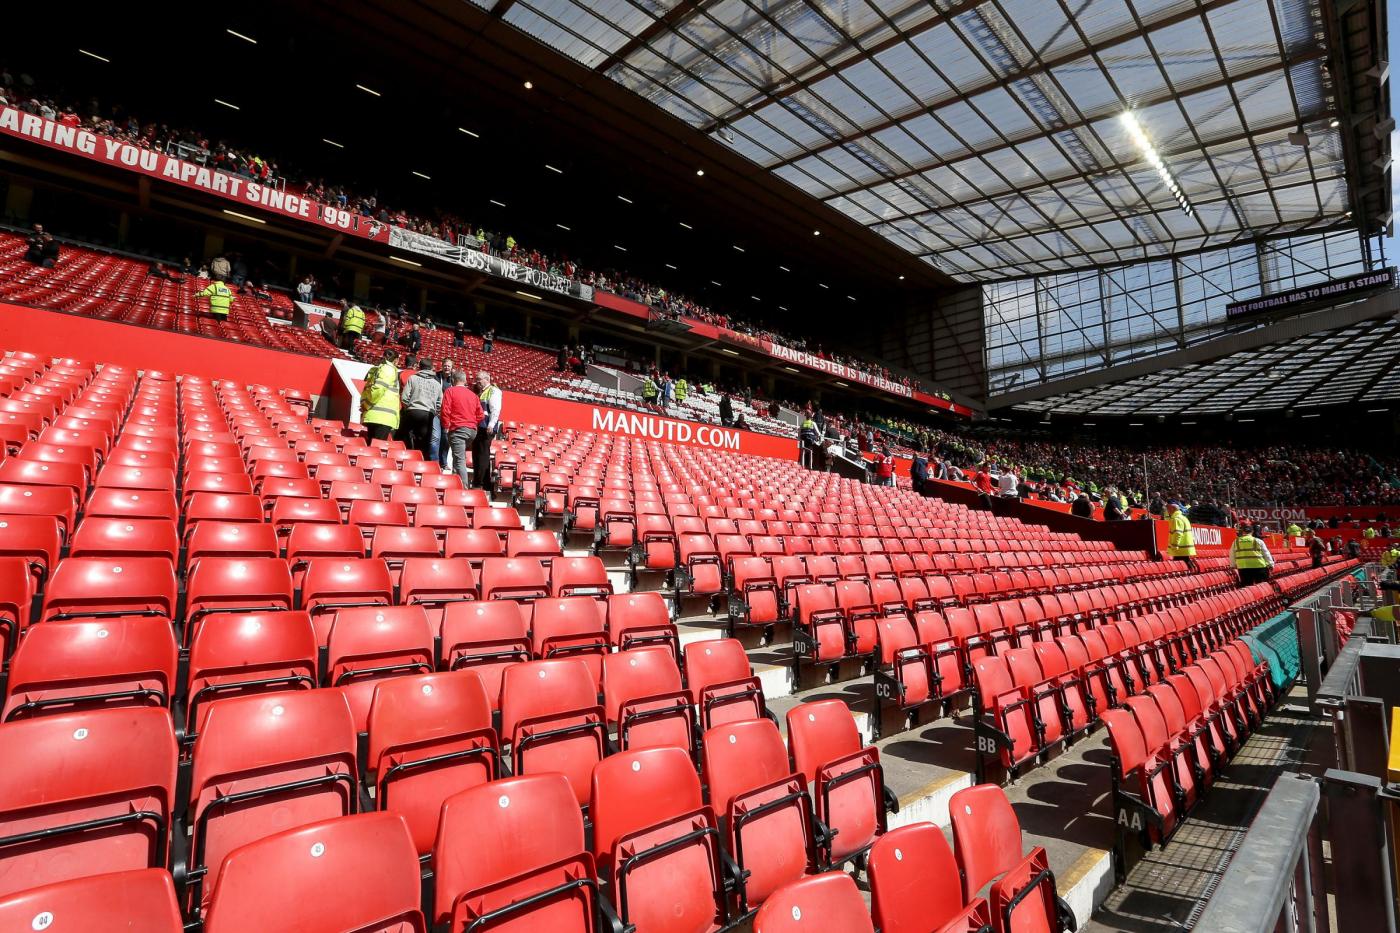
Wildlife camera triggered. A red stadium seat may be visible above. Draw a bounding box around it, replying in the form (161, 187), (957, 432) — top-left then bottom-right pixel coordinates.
(785, 699), (892, 866)
(433, 774), (598, 932)
(590, 746), (730, 933)
(948, 784), (1072, 933)
(185, 690), (359, 912)
(601, 646), (694, 754)
(0, 868), (183, 933)
(500, 658), (606, 807)
(185, 611), (318, 737)
(41, 556), (176, 623)
(324, 605), (435, 730)
(366, 671), (498, 858)
(0, 708), (177, 899)
(440, 601), (530, 708)
(752, 872), (872, 933)
(684, 638), (767, 730)
(702, 717), (817, 909)
(204, 813), (426, 933)
(4, 616), (178, 721)
(870, 823), (991, 933)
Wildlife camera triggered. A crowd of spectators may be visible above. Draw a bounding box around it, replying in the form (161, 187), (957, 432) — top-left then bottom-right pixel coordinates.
(0, 66), (926, 394)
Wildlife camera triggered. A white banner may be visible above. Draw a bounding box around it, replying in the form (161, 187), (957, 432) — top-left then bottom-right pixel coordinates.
(388, 228), (593, 301)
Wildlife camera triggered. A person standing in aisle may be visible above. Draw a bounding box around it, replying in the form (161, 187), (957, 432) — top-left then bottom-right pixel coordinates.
(1230, 523), (1273, 586)
(360, 349), (401, 442)
(196, 277), (233, 322)
(340, 300), (366, 351)
(440, 370), (483, 489)
(1165, 500), (1199, 572)
(473, 370), (502, 491)
(398, 359), (443, 458)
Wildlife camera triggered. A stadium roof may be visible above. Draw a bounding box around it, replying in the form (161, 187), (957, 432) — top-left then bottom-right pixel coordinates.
(1009, 312), (1400, 417)
(477, 0), (1385, 284)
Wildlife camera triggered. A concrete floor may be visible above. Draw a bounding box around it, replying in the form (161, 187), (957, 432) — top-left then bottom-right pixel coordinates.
(1082, 689), (1320, 932)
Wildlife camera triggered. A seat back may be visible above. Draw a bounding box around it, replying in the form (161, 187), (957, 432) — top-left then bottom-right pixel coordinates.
(752, 872), (873, 933)
(205, 813), (426, 933)
(0, 868), (183, 933)
(433, 774), (595, 930)
(0, 708), (177, 899)
(870, 822), (986, 933)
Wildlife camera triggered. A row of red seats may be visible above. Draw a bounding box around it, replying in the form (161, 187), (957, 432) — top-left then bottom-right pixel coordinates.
(0, 685), (1071, 932)
(1102, 637), (1275, 883)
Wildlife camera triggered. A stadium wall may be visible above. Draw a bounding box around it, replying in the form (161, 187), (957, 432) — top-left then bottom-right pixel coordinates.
(0, 302), (336, 394)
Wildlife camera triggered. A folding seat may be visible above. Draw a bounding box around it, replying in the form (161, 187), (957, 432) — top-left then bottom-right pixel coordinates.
(184, 690), (359, 912)
(4, 615), (178, 721)
(0, 459), (86, 501)
(0, 513), (62, 590)
(948, 783), (1073, 933)
(433, 774), (599, 932)
(628, 512), (678, 578)
(506, 529), (563, 565)
(398, 555), (477, 626)
(185, 610), (317, 737)
(41, 556), (177, 624)
(605, 591), (678, 656)
(0, 868), (183, 933)
(499, 658), (606, 807)
(256, 476), (320, 509)
(870, 822), (991, 933)
(751, 872), (871, 933)
(369, 526), (441, 587)
(181, 471), (253, 508)
(479, 556), (550, 600)
(551, 555), (613, 598)
(440, 601), (530, 707)
(474, 506), (525, 538)
(970, 653), (1041, 783)
(0, 483), (77, 544)
(804, 554), (841, 584)
(325, 606), (436, 730)
(1079, 629), (1136, 705)
(365, 671), (498, 858)
(786, 699), (894, 866)
(535, 472), (571, 519)
(0, 708), (177, 899)
(702, 717), (818, 909)
(419, 472), (465, 496)
(69, 515), (179, 563)
(789, 583), (849, 670)
(589, 746), (731, 932)
(269, 497), (343, 539)
(531, 596), (608, 683)
(22, 442), (100, 487)
(677, 532), (723, 598)
(347, 500), (411, 544)
(1101, 705), (1189, 880)
(684, 638), (768, 730)
(728, 555), (780, 636)
(1030, 641), (1095, 734)
(184, 555), (294, 642)
(298, 558), (393, 631)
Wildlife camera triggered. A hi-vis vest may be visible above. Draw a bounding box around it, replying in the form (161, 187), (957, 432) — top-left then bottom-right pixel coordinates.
(1166, 511), (1196, 557)
(479, 384), (500, 431)
(641, 379), (657, 400)
(1231, 534), (1268, 569)
(675, 379), (688, 401)
(199, 282), (232, 318)
(361, 361), (400, 429)
(342, 305), (366, 335)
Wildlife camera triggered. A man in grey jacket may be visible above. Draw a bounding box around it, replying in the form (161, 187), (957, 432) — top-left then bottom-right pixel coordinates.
(398, 361), (443, 458)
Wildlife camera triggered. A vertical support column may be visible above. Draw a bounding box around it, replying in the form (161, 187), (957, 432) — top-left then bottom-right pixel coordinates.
(1323, 770), (1398, 933)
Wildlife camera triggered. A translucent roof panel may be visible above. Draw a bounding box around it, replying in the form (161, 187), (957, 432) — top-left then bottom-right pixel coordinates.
(1008, 316), (1400, 418)
(488, 0), (1350, 280)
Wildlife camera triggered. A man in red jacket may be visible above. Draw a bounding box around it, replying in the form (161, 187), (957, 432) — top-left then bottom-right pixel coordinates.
(439, 369), (483, 486)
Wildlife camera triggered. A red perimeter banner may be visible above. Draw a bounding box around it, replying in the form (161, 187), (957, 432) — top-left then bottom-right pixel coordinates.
(1153, 520), (1236, 556)
(0, 107), (391, 243)
(505, 392), (798, 460)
